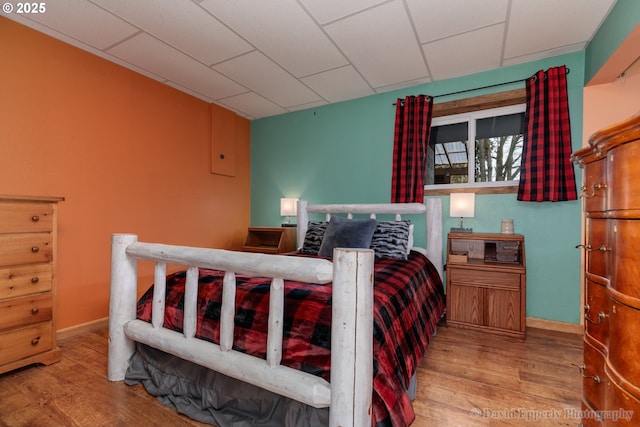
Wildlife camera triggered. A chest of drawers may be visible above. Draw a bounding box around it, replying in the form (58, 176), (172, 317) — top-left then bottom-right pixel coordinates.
(0, 195), (63, 373)
(572, 114), (640, 426)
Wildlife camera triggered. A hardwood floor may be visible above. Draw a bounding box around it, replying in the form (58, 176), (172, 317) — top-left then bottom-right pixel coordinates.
(413, 326), (583, 426)
(0, 325), (582, 427)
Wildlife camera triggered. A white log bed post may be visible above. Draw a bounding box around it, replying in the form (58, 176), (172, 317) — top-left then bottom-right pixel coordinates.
(108, 234), (138, 381)
(330, 248), (374, 426)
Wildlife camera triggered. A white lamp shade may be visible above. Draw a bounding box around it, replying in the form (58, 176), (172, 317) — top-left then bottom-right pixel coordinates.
(280, 198), (298, 216)
(450, 193), (475, 218)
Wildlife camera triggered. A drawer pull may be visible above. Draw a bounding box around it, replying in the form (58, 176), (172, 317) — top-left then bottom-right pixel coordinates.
(581, 183), (607, 198)
(572, 363), (601, 383)
(31, 336), (41, 346)
(31, 307), (39, 315)
(576, 244), (610, 252)
(31, 215), (40, 222)
(31, 246), (39, 253)
(31, 277), (39, 284)
(584, 311), (606, 325)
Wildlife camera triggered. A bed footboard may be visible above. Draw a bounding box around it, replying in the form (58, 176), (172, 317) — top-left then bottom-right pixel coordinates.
(108, 234), (374, 426)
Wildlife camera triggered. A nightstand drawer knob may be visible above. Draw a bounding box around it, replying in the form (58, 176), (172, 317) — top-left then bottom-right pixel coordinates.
(31, 215), (40, 222)
(31, 277), (39, 284)
(31, 307), (39, 315)
(31, 246), (39, 253)
(31, 336), (41, 346)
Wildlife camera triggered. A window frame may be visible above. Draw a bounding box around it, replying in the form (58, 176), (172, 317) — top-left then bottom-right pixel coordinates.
(424, 88), (526, 195)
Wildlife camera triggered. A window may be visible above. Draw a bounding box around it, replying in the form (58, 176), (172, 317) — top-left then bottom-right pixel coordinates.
(426, 104), (526, 190)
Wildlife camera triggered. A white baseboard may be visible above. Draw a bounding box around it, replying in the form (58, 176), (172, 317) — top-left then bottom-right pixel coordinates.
(57, 317), (109, 341)
(526, 317), (582, 335)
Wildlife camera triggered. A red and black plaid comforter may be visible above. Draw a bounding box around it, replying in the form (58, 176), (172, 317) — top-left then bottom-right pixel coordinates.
(136, 250), (445, 426)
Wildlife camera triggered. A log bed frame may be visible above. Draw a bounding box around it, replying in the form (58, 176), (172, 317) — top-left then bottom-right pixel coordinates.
(107, 199), (442, 427)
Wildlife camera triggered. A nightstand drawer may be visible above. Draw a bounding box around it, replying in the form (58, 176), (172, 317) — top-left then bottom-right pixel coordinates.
(0, 264), (53, 300)
(0, 233), (53, 267)
(0, 322), (54, 366)
(0, 293), (53, 332)
(449, 268), (520, 290)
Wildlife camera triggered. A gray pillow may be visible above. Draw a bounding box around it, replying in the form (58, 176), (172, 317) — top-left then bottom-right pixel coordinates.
(318, 216), (378, 258)
(369, 220), (411, 260)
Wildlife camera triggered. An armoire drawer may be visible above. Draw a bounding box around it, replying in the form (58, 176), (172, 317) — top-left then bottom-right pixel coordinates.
(584, 279), (608, 348)
(609, 219), (640, 300)
(0, 233), (53, 267)
(586, 218), (608, 279)
(0, 293), (53, 332)
(583, 338), (606, 412)
(0, 202), (54, 234)
(0, 322), (54, 366)
(583, 158), (607, 213)
(604, 370), (640, 426)
(607, 298), (640, 388)
(581, 398), (604, 427)
(608, 142), (640, 212)
(0, 264), (53, 300)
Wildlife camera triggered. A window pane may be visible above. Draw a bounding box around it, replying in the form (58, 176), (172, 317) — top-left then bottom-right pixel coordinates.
(429, 122), (468, 185)
(475, 112), (524, 182)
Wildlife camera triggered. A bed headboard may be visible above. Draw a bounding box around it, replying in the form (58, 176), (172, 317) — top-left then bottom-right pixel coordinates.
(296, 200), (443, 279)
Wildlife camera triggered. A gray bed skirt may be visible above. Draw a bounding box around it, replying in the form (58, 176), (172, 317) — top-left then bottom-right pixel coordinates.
(125, 343), (329, 427)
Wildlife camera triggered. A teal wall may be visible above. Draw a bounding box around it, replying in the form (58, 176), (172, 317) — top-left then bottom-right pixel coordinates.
(250, 52), (586, 325)
(585, 0), (640, 83)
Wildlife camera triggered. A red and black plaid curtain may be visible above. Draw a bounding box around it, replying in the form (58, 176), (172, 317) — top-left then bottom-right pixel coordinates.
(517, 65), (577, 202)
(391, 95), (433, 203)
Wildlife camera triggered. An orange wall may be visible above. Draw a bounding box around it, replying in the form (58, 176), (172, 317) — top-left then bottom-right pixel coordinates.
(583, 69), (640, 141)
(0, 18), (251, 330)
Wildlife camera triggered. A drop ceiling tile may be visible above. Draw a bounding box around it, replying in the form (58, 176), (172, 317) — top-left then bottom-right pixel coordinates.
(423, 24), (505, 80)
(218, 92), (288, 120)
(108, 33), (247, 100)
(18, 0), (137, 49)
(300, 0), (389, 24)
(200, 0), (346, 77)
(374, 76), (431, 93)
(286, 100), (329, 112)
(324, 1), (428, 89)
(301, 66), (374, 103)
(214, 51), (322, 108)
(503, 42), (587, 68)
(407, 0), (508, 43)
(90, 0), (253, 65)
(163, 81), (215, 103)
(505, 0), (616, 59)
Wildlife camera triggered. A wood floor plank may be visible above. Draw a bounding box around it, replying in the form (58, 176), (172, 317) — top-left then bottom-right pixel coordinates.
(0, 325), (582, 426)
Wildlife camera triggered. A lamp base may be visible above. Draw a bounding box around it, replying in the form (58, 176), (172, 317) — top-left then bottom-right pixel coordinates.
(450, 227), (473, 233)
(281, 223), (297, 227)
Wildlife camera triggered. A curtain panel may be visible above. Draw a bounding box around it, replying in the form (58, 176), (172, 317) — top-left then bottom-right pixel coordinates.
(391, 95), (433, 203)
(517, 65), (577, 202)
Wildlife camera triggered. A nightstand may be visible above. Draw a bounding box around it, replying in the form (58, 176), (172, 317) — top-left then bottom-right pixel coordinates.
(242, 227), (296, 254)
(446, 232), (526, 338)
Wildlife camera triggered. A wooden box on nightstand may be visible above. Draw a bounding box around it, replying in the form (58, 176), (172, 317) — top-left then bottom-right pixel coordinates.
(446, 232), (526, 338)
(242, 227), (296, 254)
